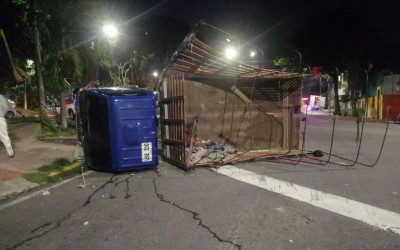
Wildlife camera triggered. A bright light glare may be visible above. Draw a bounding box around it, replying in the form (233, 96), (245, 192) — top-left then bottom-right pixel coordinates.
(26, 59), (34, 68)
(103, 24), (118, 38)
(152, 71), (159, 77)
(225, 47), (238, 60)
(250, 51), (256, 57)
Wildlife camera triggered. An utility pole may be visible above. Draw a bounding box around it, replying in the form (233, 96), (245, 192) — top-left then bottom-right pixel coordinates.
(333, 68), (341, 115)
(328, 81), (331, 114)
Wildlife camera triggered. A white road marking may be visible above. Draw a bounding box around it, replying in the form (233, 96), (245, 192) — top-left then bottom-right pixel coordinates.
(0, 171), (93, 211)
(216, 165), (400, 235)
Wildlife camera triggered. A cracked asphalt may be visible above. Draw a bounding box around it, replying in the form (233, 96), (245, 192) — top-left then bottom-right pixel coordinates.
(1, 119), (400, 250)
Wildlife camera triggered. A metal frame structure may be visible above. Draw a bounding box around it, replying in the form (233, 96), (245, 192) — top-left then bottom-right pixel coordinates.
(158, 23), (306, 170)
(159, 74), (187, 168)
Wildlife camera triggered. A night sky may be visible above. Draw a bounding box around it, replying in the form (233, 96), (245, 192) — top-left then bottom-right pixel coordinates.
(98, 0), (400, 67)
(1, 0), (400, 68)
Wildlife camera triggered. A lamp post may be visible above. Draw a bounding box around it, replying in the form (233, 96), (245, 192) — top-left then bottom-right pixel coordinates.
(249, 47), (265, 66)
(293, 49), (302, 74)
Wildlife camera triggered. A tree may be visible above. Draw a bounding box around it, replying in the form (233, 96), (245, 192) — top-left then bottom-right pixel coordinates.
(31, 0), (49, 129)
(42, 35), (83, 129)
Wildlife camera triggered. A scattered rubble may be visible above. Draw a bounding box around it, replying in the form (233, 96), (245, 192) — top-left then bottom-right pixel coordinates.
(186, 138), (306, 167)
(41, 190), (51, 196)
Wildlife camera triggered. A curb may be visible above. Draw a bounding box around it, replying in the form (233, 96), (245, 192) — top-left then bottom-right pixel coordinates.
(306, 114), (396, 124)
(38, 137), (78, 145)
(0, 171), (93, 211)
(49, 162), (83, 177)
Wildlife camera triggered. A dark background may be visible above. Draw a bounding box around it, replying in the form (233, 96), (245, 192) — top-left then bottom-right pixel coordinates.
(1, 0), (400, 69)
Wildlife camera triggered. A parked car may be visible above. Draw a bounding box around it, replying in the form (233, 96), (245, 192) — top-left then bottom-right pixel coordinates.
(5, 99), (17, 119)
(46, 97), (76, 120)
(66, 102), (75, 120)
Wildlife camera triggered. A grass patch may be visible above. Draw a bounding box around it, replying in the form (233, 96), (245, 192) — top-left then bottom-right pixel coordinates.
(23, 157), (86, 185)
(37, 157), (72, 172)
(37, 127), (76, 141)
(23, 172), (54, 184)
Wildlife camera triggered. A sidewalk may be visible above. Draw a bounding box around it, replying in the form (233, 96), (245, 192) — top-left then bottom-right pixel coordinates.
(0, 122), (76, 200)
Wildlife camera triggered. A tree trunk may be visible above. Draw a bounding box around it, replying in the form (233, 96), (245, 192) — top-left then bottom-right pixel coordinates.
(32, 0), (46, 129)
(59, 91), (68, 130)
(24, 81), (27, 110)
(333, 75), (341, 115)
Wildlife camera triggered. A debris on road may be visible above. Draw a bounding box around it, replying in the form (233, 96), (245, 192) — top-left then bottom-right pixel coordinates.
(41, 190), (50, 196)
(83, 221), (89, 226)
(186, 138), (308, 167)
(275, 207), (286, 213)
(312, 150), (324, 157)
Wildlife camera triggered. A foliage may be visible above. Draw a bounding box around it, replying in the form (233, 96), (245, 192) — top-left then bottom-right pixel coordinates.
(42, 35), (84, 94)
(23, 158), (85, 185)
(4, 0), (190, 93)
(37, 126), (76, 141)
(273, 56), (299, 73)
(37, 157), (71, 172)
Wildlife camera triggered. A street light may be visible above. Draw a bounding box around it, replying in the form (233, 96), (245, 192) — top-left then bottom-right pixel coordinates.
(152, 71), (159, 77)
(250, 51), (256, 58)
(102, 24), (118, 38)
(225, 47), (238, 60)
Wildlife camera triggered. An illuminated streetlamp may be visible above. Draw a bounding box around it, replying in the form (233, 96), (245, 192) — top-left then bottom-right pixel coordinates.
(224, 47), (238, 60)
(102, 24), (118, 38)
(250, 51), (256, 58)
(152, 71), (159, 77)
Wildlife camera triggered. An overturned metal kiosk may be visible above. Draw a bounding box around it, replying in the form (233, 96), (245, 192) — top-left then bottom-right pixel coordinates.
(158, 22), (308, 170)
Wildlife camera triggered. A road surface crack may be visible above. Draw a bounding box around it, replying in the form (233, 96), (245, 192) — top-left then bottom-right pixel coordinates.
(6, 173), (130, 250)
(109, 174), (134, 199)
(152, 171), (242, 250)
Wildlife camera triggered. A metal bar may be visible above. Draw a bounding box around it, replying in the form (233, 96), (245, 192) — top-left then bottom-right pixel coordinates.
(171, 75), (176, 160)
(180, 74), (184, 161)
(162, 156), (190, 171)
(181, 74), (186, 162)
(159, 96), (184, 104)
(161, 119), (185, 124)
(162, 138), (186, 146)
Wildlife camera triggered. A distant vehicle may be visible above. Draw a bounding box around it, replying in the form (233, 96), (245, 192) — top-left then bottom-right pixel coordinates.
(47, 97), (76, 120)
(5, 99), (16, 119)
(66, 102), (75, 120)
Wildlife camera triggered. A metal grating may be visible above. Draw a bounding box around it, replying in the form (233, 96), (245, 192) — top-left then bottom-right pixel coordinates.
(164, 38), (303, 80)
(160, 74), (187, 168)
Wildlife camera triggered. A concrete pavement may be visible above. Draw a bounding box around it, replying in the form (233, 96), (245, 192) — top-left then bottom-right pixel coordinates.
(0, 119), (399, 249)
(1, 161), (400, 250)
(0, 123), (75, 199)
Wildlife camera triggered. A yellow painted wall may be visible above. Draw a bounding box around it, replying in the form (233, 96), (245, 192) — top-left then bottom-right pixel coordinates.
(359, 87), (383, 119)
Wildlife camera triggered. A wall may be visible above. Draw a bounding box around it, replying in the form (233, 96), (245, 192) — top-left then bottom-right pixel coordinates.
(382, 94), (400, 121)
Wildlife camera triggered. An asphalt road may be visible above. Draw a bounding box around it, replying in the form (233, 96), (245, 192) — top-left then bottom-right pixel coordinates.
(1, 118), (400, 250)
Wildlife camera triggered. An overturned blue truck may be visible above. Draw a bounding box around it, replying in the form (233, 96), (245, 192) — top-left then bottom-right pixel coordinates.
(75, 87), (158, 171)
